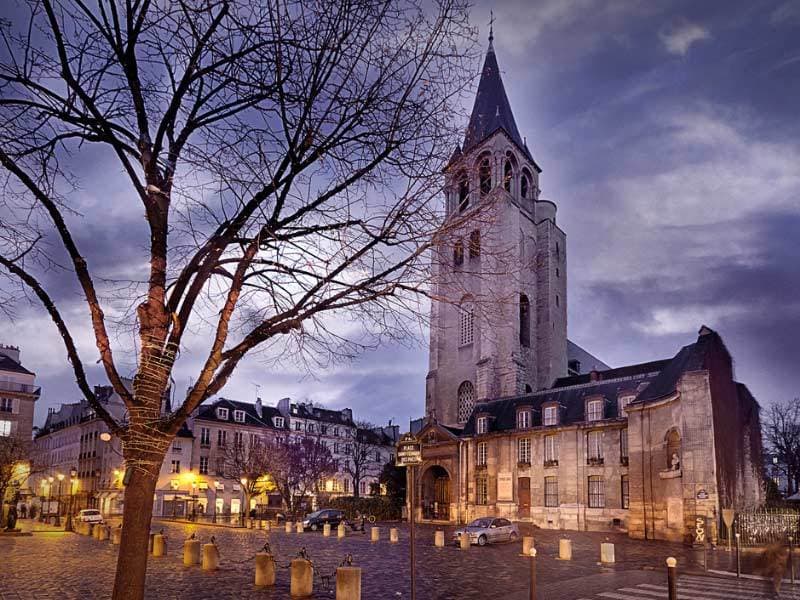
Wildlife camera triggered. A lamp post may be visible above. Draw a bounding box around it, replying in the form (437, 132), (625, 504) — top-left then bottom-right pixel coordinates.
(241, 477), (248, 527)
(47, 476), (54, 524)
(39, 480), (46, 522)
(55, 473), (65, 527)
(64, 468), (77, 532)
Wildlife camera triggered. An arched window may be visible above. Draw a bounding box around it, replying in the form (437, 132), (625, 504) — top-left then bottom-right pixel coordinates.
(457, 381), (475, 424)
(453, 240), (464, 267)
(525, 384), (533, 393)
(458, 172), (469, 212)
(521, 169), (531, 199)
(459, 297), (474, 345)
(519, 294), (530, 348)
(479, 156), (492, 196)
(666, 429), (681, 470)
(503, 159), (513, 193)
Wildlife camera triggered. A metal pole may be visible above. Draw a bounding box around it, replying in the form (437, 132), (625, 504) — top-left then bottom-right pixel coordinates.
(666, 557), (677, 600)
(790, 535), (795, 584)
(529, 548), (537, 600)
(735, 533), (741, 578)
(410, 464), (416, 600)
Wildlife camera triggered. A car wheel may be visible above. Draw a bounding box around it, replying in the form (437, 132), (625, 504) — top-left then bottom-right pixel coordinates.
(311, 524), (318, 531)
(509, 532), (518, 542)
(478, 535), (487, 546)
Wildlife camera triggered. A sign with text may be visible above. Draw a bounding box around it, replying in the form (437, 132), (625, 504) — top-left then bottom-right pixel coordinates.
(497, 472), (513, 501)
(396, 433), (423, 466)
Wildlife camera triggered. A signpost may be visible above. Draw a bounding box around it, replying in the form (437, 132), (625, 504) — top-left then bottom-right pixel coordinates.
(397, 433), (423, 600)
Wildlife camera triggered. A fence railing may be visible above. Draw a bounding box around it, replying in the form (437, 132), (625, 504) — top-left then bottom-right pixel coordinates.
(732, 510), (800, 548)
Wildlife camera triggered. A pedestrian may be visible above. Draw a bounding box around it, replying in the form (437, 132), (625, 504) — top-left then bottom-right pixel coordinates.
(29, 505), (37, 520)
(20, 504), (27, 519)
(360, 513), (366, 533)
(758, 542), (788, 598)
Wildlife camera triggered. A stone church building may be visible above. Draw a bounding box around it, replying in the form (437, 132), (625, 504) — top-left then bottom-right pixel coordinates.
(410, 34), (764, 543)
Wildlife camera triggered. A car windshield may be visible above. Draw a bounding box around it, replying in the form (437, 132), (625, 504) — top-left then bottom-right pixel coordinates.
(468, 518), (492, 528)
(82, 510), (100, 515)
(306, 511), (323, 518)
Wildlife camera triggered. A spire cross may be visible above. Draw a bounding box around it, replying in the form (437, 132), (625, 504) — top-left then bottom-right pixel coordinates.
(488, 11), (495, 43)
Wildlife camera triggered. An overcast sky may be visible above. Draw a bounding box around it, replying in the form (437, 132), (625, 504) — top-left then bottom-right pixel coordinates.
(4, 0), (799, 432)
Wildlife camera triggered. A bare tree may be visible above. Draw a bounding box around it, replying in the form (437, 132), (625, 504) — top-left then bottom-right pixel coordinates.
(763, 398), (800, 496)
(342, 421), (384, 498)
(263, 435), (336, 520)
(0, 1), (475, 597)
(0, 436), (47, 527)
(219, 437), (273, 519)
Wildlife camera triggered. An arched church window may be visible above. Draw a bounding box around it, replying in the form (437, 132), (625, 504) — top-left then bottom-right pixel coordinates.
(666, 428), (681, 470)
(459, 297), (474, 345)
(457, 381), (475, 424)
(525, 384), (533, 393)
(503, 158), (513, 193)
(458, 172), (469, 212)
(521, 169), (531, 199)
(479, 156), (492, 196)
(519, 294), (531, 348)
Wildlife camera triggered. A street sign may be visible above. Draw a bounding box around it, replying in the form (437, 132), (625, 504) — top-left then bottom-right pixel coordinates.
(396, 433), (422, 466)
(696, 489), (709, 500)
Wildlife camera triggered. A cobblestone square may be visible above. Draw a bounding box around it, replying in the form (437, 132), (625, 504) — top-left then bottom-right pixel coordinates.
(1, 519), (771, 599)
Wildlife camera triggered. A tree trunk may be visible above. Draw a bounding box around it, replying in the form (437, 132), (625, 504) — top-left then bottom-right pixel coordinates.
(112, 466), (159, 600)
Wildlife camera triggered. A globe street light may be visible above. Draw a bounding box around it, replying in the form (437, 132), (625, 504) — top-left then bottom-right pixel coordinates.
(55, 473), (65, 527)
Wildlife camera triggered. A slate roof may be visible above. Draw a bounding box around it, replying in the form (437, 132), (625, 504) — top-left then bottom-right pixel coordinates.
(0, 354), (34, 375)
(292, 403), (354, 426)
(462, 40), (536, 166)
(196, 397), (287, 430)
(461, 326), (726, 436)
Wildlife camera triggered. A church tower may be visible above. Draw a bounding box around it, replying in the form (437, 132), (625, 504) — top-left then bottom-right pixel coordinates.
(425, 33), (568, 427)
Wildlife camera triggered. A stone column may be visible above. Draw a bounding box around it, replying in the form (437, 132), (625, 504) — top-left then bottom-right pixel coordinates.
(184, 539), (201, 566)
(290, 559), (313, 597)
(255, 553), (276, 587)
(336, 566), (362, 600)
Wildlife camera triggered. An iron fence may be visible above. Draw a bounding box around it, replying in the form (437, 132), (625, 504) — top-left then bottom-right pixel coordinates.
(732, 509), (800, 548)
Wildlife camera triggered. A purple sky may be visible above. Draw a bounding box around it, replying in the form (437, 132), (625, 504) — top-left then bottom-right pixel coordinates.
(3, 0), (799, 432)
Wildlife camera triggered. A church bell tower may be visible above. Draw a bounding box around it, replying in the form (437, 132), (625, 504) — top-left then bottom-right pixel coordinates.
(425, 32), (568, 427)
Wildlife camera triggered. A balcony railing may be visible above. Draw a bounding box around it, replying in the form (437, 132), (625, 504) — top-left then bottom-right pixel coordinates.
(587, 456), (604, 466)
(543, 459), (559, 468)
(0, 381), (40, 395)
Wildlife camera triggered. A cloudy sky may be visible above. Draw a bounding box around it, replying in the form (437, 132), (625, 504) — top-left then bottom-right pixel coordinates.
(3, 0), (799, 432)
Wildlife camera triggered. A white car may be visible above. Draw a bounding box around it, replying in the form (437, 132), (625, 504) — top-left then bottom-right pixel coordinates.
(77, 509), (104, 524)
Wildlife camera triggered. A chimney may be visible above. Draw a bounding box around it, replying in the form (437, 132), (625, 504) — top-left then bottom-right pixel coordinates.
(277, 397), (291, 417)
(589, 369), (602, 382)
(255, 397), (263, 418)
(0, 344), (20, 363)
(341, 408), (353, 423)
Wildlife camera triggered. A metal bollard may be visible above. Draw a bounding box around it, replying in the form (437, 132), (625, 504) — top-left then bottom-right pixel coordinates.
(735, 533), (741, 577)
(184, 539), (201, 566)
(558, 538), (572, 560)
(529, 547), (537, 600)
(666, 557), (677, 600)
(202, 542), (220, 571)
(290, 558), (314, 597)
(255, 552), (276, 587)
(390, 527), (399, 543)
(336, 565), (362, 600)
(371, 527), (380, 542)
(434, 530), (445, 547)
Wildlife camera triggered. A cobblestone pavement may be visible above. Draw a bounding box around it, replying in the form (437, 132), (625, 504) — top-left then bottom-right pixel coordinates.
(0, 519), (791, 600)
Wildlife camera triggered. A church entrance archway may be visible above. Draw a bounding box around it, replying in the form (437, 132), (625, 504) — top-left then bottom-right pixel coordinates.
(421, 465), (451, 521)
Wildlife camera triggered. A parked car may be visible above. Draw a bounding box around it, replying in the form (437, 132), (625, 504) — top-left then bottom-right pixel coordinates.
(452, 517), (519, 546)
(77, 509), (104, 524)
(302, 509), (345, 531)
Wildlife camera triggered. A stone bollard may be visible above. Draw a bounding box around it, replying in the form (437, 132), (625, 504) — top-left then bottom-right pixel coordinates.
(98, 525), (109, 541)
(459, 533), (470, 550)
(152, 534), (166, 557)
(89, 523), (97, 538)
(600, 542), (615, 564)
(264, 520), (271, 531)
(371, 527), (380, 542)
(323, 523), (331, 537)
(184, 539), (202, 566)
(338, 523), (346, 539)
(290, 558), (314, 597)
(285, 521), (293, 534)
(558, 538), (572, 561)
(148, 531), (156, 553)
(202, 543), (220, 571)
(296, 521), (304, 534)
(111, 527), (122, 545)
(336, 566), (362, 600)
(390, 528), (399, 543)
(434, 530), (445, 548)
(522, 536), (534, 557)
(255, 553), (276, 587)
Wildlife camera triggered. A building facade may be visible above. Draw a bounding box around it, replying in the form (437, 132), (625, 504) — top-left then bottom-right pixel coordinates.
(409, 37), (764, 544)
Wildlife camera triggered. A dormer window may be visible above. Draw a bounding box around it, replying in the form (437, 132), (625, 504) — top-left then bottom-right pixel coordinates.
(517, 409), (531, 429)
(274, 417), (284, 428)
(619, 395), (634, 417)
(476, 416), (488, 434)
(216, 407), (229, 420)
(543, 405), (558, 426)
(587, 400), (604, 422)
(233, 410), (245, 423)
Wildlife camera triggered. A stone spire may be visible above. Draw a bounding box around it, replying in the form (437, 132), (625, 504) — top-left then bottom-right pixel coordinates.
(462, 31), (528, 157)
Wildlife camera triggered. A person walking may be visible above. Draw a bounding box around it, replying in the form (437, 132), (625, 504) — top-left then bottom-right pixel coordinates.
(759, 542), (788, 598)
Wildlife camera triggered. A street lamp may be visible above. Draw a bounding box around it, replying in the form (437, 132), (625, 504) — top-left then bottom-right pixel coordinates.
(240, 477), (248, 527)
(64, 467), (78, 532)
(47, 476), (54, 524)
(55, 473), (65, 527)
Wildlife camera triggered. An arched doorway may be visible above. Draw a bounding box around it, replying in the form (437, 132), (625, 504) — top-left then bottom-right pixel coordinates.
(421, 465), (451, 521)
